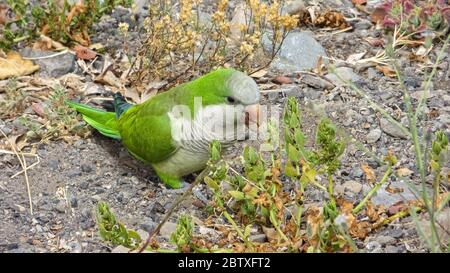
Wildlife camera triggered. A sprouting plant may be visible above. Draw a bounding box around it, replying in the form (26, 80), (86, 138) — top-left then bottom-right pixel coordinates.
(375, 0), (450, 38)
(0, 0), (134, 50)
(0, 77), (27, 119)
(130, 0), (299, 90)
(96, 201), (142, 249)
(170, 215), (194, 252)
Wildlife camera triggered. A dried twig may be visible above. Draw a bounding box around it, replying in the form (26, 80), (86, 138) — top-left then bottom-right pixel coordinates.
(0, 129), (34, 214)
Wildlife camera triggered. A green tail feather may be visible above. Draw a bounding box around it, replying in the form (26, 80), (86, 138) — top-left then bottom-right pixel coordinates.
(65, 100), (121, 140)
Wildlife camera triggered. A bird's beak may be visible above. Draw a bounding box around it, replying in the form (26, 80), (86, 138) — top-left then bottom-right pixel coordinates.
(244, 104), (261, 127)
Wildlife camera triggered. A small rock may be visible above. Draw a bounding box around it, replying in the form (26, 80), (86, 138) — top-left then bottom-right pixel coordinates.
(371, 180), (417, 207)
(300, 74), (334, 89)
(325, 67), (361, 86)
(367, 67), (380, 80)
(112, 245), (131, 253)
(80, 164), (93, 173)
(343, 180), (362, 193)
(283, 85), (304, 98)
(385, 245), (400, 253)
(286, 0), (305, 15)
(334, 184), (345, 195)
(272, 76), (292, 84)
(380, 118), (409, 139)
(366, 128), (382, 143)
(376, 235), (396, 245)
(159, 222), (177, 237)
(70, 196), (78, 208)
(266, 31), (328, 73)
(152, 202), (166, 214)
(19, 48), (77, 78)
(249, 234), (267, 243)
(54, 201), (66, 213)
(366, 241), (382, 253)
(79, 181), (89, 190)
(354, 19), (373, 30)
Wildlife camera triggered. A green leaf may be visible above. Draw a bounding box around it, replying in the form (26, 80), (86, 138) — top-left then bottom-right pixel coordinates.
(204, 176), (220, 191)
(229, 190), (246, 201)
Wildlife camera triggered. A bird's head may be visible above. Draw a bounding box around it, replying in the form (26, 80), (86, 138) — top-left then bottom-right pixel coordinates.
(178, 68), (262, 143)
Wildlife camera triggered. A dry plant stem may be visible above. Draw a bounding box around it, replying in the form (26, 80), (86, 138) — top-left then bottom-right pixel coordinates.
(373, 208), (422, 229)
(222, 210), (247, 242)
(353, 165), (392, 214)
(137, 167), (210, 253)
(392, 59), (442, 249)
(0, 129), (33, 215)
(415, 34), (450, 121)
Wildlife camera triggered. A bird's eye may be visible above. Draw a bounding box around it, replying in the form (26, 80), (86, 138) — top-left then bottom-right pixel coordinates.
(227, 96), (236, 104)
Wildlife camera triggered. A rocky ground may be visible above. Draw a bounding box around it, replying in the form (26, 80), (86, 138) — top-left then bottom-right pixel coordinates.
(0, 0), (449, 253)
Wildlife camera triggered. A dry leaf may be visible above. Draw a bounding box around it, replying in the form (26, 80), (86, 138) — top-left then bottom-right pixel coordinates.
(352, 0), (367, 4)
(365, 37), (384, 47)
(346, 51), (367, 65)
(74, 44), (97, 60)
(385, 184), (404, 194)
(250, 69), (268, 78)
(0, 51), (40, 80)
(387, 201), (406, 215)
(262, 226), (279, 242)
(366, 201), (379, 222)
(314, 10), (350, 29)
(376, 65), (396, 77)
(272, 76), (292, 84)
(361, 163), (376, 183)
(95, 71), (123, 89)
(397, 167), (413, 177)
(0, 4), (10, 25)
(31, 103), (46, 117)
(370, 7), (387, 23)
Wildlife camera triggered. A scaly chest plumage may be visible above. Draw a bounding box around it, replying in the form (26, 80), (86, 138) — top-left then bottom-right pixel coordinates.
(152, 104), (242, 177)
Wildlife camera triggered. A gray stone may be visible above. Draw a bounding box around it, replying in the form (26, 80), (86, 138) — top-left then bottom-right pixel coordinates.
(385, 245), (400, 253)
(112, 245), (131, 253)
(159, 222), (177, 237)
(366, 128), (382, 143)
(380, 118), (409, 139)
(367, 67), (380, 80)
(249, 234), (267, 243)
(300, 74), (334, 89)
(286, 0), (305, 15)
(376, 235), (396, 245)
(19, 49), (77, 78)
(343, 180), (362, 193)
(325, 67), (361, 86)
(54, 200), (66, 213)
(371, 180), (417, 207)
(366, 241), (382, 253)
(354, 19), (373, 30)
(265, 32), (328, 73)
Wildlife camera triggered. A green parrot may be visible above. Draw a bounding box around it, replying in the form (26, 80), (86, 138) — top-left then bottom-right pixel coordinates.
(67, 68), (261, 189)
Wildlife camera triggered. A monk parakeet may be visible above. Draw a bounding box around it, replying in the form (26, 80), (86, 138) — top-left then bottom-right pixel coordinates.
(67, 68), (260, 189)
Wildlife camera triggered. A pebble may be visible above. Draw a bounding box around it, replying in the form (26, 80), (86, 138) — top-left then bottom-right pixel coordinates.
(385, 245), (400, 253)
(325, 67), (361, 86)
(249, 234), (267, 243)
(343, 180), (362, 193)
(266, 31), (328, 73)
(54, 201), (66, 213)
(366, 241), (382, 253)
(380, 118), (409, 139)
(159, 222), (177, 237)
(376, 235), (396, 245)
(366, 128), (382, 143)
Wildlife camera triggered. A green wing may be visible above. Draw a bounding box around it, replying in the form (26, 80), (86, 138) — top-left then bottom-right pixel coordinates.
(117, 87), (189, 164)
